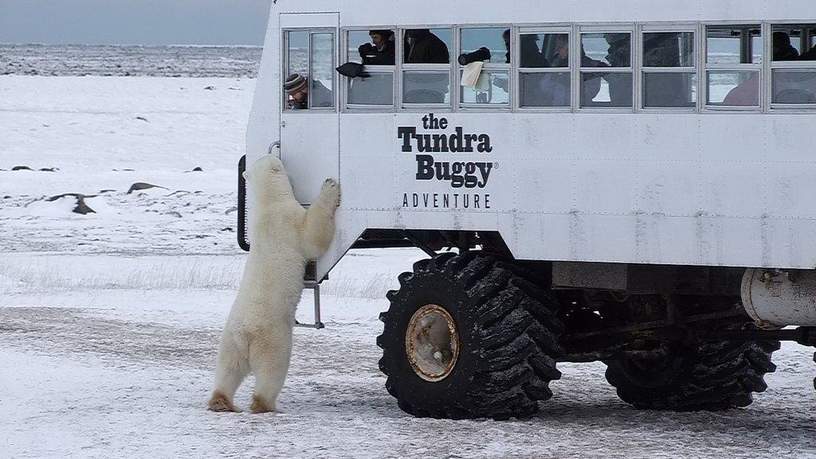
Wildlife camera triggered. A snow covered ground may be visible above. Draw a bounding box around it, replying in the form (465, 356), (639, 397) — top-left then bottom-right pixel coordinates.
(1, 75), (815, 458)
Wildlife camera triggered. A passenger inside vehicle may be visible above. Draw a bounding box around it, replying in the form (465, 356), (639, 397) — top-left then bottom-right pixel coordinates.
(404, 29), (449, 64)
(284, 73), (333, 109)
(519, 34), (548, 68)
(773, 32), (800, 61)
(801, 44), (816, 60)
(359, 30), (395, 65)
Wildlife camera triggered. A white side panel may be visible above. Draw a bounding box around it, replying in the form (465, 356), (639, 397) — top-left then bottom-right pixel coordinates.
(316, 112), (816, 279)
(246, 9), (281, 164)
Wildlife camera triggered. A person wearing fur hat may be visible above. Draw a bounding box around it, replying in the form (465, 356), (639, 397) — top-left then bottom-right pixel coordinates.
(284, 73), (333, 109)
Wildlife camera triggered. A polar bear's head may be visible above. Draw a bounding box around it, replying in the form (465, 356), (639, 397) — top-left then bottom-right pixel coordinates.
(243, 155), (294, 203)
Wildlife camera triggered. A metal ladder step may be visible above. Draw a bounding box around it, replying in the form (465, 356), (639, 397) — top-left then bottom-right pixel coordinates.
(295, 274), (325, 329)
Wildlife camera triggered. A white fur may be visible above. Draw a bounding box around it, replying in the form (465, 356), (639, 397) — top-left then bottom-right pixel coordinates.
(208, 155), (340, 413)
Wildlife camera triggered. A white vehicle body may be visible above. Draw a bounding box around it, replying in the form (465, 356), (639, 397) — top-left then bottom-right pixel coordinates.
(245, 0), (816, 290)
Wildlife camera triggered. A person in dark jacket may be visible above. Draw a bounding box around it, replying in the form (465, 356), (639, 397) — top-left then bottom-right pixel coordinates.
(359, 30), (395, 65)
(773, 32), (800, 61)
(404, 29), (449, 63)
(519, 34), (548, 68)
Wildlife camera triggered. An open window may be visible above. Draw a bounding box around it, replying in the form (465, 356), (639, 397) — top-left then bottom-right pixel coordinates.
(345, 29), (396, 108)
(770, 24), (816, 107)
(283, 30), (336, 111)
(517, 28), (571, 109)
(458, 27), (511, 108)
(580, 29), (634, 109)
(402, 28), (452, 107)
(705, 25), (762, 108)
(641, 29), (696, 108)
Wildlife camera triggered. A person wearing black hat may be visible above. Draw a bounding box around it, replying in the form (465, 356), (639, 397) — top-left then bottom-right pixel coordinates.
(284, 73), (333, 110)
(359, 30), (395, 65)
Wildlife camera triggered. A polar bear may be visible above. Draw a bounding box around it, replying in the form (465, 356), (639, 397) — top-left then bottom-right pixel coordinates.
(208, 154), (340, 413)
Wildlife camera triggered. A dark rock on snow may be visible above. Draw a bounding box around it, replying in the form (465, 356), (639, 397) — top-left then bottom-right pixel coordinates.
(127, 182), (168, 194)
(46, 193), (97, 215)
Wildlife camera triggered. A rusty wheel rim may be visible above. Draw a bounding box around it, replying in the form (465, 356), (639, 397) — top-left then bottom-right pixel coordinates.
(405, 304), (460, 382)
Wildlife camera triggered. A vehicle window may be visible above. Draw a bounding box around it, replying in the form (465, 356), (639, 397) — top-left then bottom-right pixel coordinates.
(518, 32), (570, 108)
(460, 27), (508, 64)
(286, 31), (309, 85)
(771, 24), (816, 106)
(284, 30), (335, 111)
(310, 33), (335, 109)
(459, 27), (510, 107)
(403, 72), (451, 104)
(403, 28), (452, 106)
(705, 26), (761, 107)
(642, 31), (696, 108)
(706, 26), (762, 65)
(580, 32), (633, 108)
(346, 29), (395, 107)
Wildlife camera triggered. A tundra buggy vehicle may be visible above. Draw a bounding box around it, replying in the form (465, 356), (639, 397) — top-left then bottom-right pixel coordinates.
(239, 0), (816, 419)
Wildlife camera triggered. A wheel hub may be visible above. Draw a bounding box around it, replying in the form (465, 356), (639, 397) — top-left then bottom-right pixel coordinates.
(405, 304), (460, 382)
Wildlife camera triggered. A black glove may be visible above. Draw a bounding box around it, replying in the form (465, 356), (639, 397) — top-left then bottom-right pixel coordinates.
(359, 43), (375, 58)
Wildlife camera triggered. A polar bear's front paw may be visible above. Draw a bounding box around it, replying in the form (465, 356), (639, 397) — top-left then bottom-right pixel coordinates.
(322, 178), (341, 207)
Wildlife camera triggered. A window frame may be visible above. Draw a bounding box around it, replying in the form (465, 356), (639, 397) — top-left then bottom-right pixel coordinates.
(341, 26), (398, 112)
(457, 24), (513, 111)
(702, 23), (764, 112)
(282, 28), (338, 113)
(399, 26), (455, 111)
(287, 20), (816, 116)
(514, 25), (573, 112)
(577, 24), (636, 112)
(768, 22), (816, 111)
(638, 23), (699, 112)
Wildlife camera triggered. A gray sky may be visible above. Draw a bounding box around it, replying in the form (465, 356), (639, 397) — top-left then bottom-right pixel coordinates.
(0, 0), (271, 46)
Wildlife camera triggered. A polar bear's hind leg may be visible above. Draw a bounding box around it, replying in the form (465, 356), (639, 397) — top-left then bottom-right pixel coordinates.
(208, 338), (250, 412)
(248, 339), (292, 414)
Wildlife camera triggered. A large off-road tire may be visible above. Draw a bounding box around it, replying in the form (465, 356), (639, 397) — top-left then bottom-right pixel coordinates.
(605, 339), (780, 411)
(377, 252), (563, 420)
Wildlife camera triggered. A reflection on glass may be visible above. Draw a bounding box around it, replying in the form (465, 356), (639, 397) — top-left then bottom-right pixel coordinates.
(460, 28), (510, 64)
(348, 73), (394, 105)
(643, 73), (696, 108)
(310, 33), (335, 108)
(643, 32), (694, 67)
(582, 33), (631, 67)
(461, 71), (509, 105)
(581, 73), (633, 107)
(706, 26), (762, 64)
(287, 31), (309, 78)
(404, 29), (451, 64)
(403, 72), (450, 104)
(519, 72), (570, 107)
(707, 70), (759, 106)
(772, 70), (816, 104)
